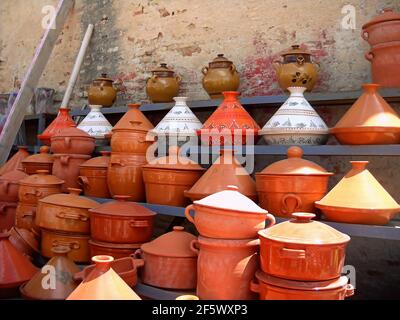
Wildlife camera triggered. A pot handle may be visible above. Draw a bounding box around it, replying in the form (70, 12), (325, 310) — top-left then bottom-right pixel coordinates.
(132, 249), (143, 260)
(77, 176), (90, 190)
(280, 248), (306, 259)
(129, 220), (150, 228)
(130, 120), (143, 127)
(201, 66), (209, 75)
(149, 75), (158, 84)
(22, 207), (37, 218)
(60, 155), (70, 166)
(132, 257), (145, 268)
(250, 280), (260, 293)
(52, 239), (80, 250)
(184, 204), (195, 224)
(23, 190), (43, 198)
(64, 137), (71, 148)
(365, 51), (374, 62)
(265, 213), (276, 228)
(296, 55), (305, 66)
(345, 284), (355, 298)
(0, 202), (17, 214)
(176, 75), (182, 84)
(281, 193), (302, 215)
(361, 30), (369, 41)
(56, 211), (89, 222)
(272, 60), (282, 72)
(110, 158), (125, 167)
(190, 239), (199, 256)
(230, 64), (237, 74)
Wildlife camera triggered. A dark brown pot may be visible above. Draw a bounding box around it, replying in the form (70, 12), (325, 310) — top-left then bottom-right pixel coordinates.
(53, 154), (91, 192)
(146, 63), (181, 103)
(88, 74), (118, 107)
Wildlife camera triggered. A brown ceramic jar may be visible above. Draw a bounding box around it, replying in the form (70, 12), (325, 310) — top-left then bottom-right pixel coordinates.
(202, 54), (240, 99)
(88, 73), (118, 107)
(146, 63), (181, 103)
(21, 146), (54, 175)
(79, 151), (111, 198)
(0, 202), (17, 231)
(51, 126), (95, 155)
(89, 240), (142, 259)
(0, 170), (28, 202)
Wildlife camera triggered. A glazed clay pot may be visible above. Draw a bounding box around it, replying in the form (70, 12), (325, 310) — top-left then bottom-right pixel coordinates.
(79, 151), (111, 198)
(146, 63), (181, 103)
(0, 170), (28, 202)
(185, 186), (275, 239)
(15, 203), (39, 232)
(41, 229), (90, 263)
(36, 188), (99, 234)
(21, 146), (54, 175)
(191, 236), (259, 300)
(142, 146), (205, 206)
(107, 153), (147, 202)
(77, 105), (113, 144)
(0, 202), (17, 231)
(88, 74), (118, 107)
(198, 91), (260, 146)
(51, 126), (95, 155)
(202, 54), (240, 99)
(251, 272), (354, 300)
(362, 9), (400, 46)
(0, 146), (30, 176)
(273, 45), (319, 92)
(331, 84), (400, 144)
(53, 154), (91, 193)
(8, 227), (39, 259)
(89, 240), (142, 259)
(38, 107), (76, 146)
(256, 146), (333, 217)
(315, 161), (400, 225)
(134, 226), (197, 290)
(89, 195), (156, 244)
(258, 213), (350, 281)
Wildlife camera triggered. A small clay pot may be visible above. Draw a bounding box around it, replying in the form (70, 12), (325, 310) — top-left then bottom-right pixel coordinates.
(89, 240), (142, 259)
(0, 170), (28, 202)
(51, 126), (95, 155)
(53, 154), (91, 192)
(88, 74), (118, 107)
(146, 63), (181, 103)
(0, 202), (17, 231)
(21, 146), (54, 175)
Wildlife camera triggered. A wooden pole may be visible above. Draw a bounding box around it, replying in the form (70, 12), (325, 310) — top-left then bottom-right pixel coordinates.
(0, 0), (75, 164)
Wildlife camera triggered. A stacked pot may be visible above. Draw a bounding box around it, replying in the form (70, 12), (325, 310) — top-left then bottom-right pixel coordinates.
(252, 213), (354, 300)
(21, 146), (54, 175)
(51, 126), (95, 192)
(186, 185), (275, 300)
(108, 104), (154, 202)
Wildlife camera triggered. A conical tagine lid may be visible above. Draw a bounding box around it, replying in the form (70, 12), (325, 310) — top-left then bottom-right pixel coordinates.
(112, 103), (154, 132)
(20, 246), (80, 300)
(316, 161), (400, 210)
(184, 150), (257, 201)
(260, 87), (328, 134)
(77, 105), (113, 139)
(331, 84), (400, 130)
(67, 255), (141, 300)
(0, 146), (30, 176)
(152, 97), (202, 136)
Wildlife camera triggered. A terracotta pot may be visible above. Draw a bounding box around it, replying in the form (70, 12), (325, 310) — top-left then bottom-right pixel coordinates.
(89, 240), (142, 259)
(362, 8), (400, 46)
(79, 151), (111, 198)
(198, 91), (260, 146)
(67, 255), (141, 300)
(185, 185), (275, 239)
(0, 146), (30, 176)
(112, 103), (154, 132)
(273, 45), (319, 92)
(111, 129), (153, 154)
(53, 154), (91, 192)
(8, 227), (39, 258)
(36, 188), (99, 234)
(0, 202), (17, 231)
(134, 226), (197, 290)
(146, 63), (181, 103)
(21, 146), (54, 175)
(202, 54), (240, 99)
(331, 84), (400, 144)
(107, 153), (146, 201)
(15, 203), (39, 233)
(258, 213), (350, 281)
(251, 272), (354, 300)
(315, 161), (400, 225)
(18, 170), (64, 205)
(184, 150), (258, 202)
(74, 256), (143, 288)
(38, 108), (76, 146)
(256, 146), (332, 217)
(0, 233), (38, 298)
(90, 195), (156, 244)
(88, 74), (118, 107)
(41, 229), (90, 263)
(191, 236), (259, 300)
(0, 170), (28, 202)
(143, 146), (205, 206)
(20, 246), (80, 300)
(51, 126), (95, 155)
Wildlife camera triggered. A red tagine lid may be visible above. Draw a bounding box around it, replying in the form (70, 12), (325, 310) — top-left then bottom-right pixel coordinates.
(38, 108), (76, 146)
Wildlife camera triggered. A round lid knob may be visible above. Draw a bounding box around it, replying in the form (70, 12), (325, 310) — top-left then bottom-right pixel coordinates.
(292, 45), (300, 50)
(68, 188), (82, 196)
(113, 195), (131, 202)
(287, 146), (304, 159)
(92, 255), (114, 270)
(36, 170), (50, 175)
(173, 226), (185, 232)
(226, 185), (239, 191)
(292, 212), (316, 223)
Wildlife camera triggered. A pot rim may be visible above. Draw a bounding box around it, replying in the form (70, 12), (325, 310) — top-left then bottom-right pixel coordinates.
(256, 172), (333, 177)
(315, 202), (400, 214)
(19, 181), (64, 187)
(330, 126), (400, 133)
(191, 201), (268, 217)
(140, 248), (198, 259)
(367, 40), (400, 50)
(196, 236), (260, 247)
(89, 239), (143, 249)
(258, 231), (350, 246)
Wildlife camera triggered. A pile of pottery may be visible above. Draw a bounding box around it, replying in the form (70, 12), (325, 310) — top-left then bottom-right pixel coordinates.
(252, 213), (354, 300)
(21, 146), (54, 175)
(362, 8), (400, 88)
(108, 104), (154, 201)
(186, 186), (275, 300)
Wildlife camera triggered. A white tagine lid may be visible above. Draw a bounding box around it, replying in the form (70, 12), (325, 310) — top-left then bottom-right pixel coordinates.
(77, 105), (113, 139)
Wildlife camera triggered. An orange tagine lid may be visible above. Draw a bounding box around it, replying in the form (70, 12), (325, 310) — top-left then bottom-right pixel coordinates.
(39, 188), (99, 209)
(0, 146), (30, 176)
(112, 103), (154, 132)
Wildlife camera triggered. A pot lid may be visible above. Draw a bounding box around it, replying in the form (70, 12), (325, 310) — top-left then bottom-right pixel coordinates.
(95, 73), (114, 82)
(77, 106), (113, 139)
(0, 169), (28, 183)
(208, 54), (233, 68)
(185, 150), (257, 199)
(12, 227), (39, 253)
(152, 97), (203, 136)
(151, 63), (175, 74)
(52, 125), (93, 139)
(144, 146), (205, 171)
(19, 170), (64, 186)
(315, 161), (400, 210)
(112, 103), (154, 132)
(38, 108), (76, 144)
(39, 188), (99, 209)
(141, 226), (197, 258)
(260, 87), (328, 134)
(22, 146), (53, 164)
(282, 45), (312, 56)
(259, 213), (350, 245)
(331, 84), (400, 130)
(89, 195), (156, 217)
(257, 146), (332, 176)
(194, 185), (267, 214)
(0, 233), (38, 288)
(255, 271), (350, 291)
(80, 151), (111, 169)
(0, 146), (30, 176)
(362, 8), (400, 29)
